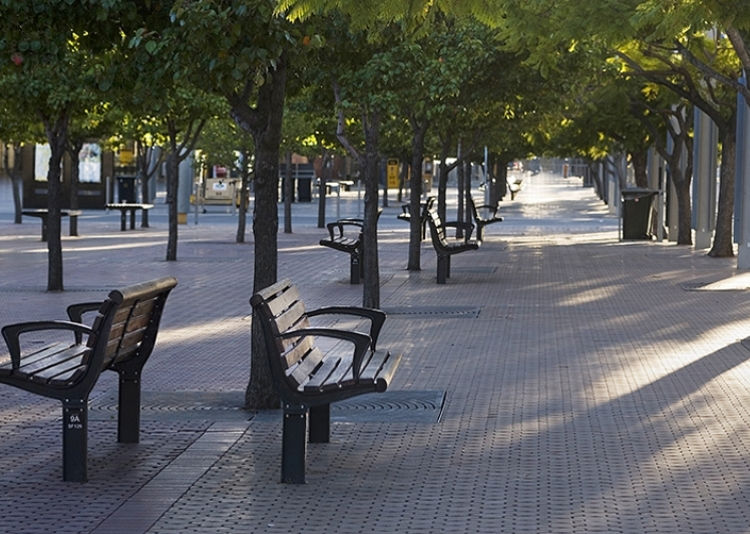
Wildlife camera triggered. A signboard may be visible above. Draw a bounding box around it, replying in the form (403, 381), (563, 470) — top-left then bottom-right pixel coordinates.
(387, 159), (399, 189)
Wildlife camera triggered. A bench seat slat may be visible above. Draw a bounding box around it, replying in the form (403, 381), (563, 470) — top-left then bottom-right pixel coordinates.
(273, 302), (307, 338)
(281, 335), (315, 369)
(360, 350), (402, 388)
(0, 341), (77, 371)
(287, 347), (325, 388)
(317, 353), (355, 391)
(264, 285), (301, 319)
(302, 354), (344, 391)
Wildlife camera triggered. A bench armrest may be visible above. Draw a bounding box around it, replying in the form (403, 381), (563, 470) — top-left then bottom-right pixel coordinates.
(306, 307), (386, 350)
(325, 220), (364, 240)
(278, 327), (371, 381)
(1, 320), (93, 368)
(67, 302), (101, 323)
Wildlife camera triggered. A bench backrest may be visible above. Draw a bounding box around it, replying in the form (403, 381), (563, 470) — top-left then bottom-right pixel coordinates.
(251, 279), (325, 397)
(86, 277), (177, 374)
(426, 209), (450, 247)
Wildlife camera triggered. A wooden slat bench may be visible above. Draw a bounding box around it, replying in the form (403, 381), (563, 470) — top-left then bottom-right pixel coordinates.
(397, 196), (435, 240)
(468, 196), (503, 241)
(0, 276), (177, 482)
(106, 203), (154, 231)
(319, 211), (381, 284)
(426, 208), (481, 284)
(251, 278), (402, 483)
(319, 218), (364, 284)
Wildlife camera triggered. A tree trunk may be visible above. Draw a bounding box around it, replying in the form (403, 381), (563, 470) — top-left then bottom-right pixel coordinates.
(495, 161), (508, 204)
(709, 122), (736, 257)
(456, 157), (465, 239)
(283, 150), (292, 234)
(229, 54), (286, 410)
(407, 120), (427, 271)
(361, 111), (381, 309)
(9, 144), (23, 224)
(437, 134), (452, 222)
(165, 152), (179, 261)
(43, 114), (69, 292)
(675, 178), (693, 245)
(236, 147), (251, 243)
(317, 150), (329, 228)
(464, 160), (472, 229)
(630, 149), (649, 188)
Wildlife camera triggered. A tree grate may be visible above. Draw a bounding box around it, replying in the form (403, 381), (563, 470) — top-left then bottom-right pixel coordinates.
(383, 306), (480, 318)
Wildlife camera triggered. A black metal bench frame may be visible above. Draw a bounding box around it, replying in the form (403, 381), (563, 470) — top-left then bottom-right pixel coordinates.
(319, 211), (381, 284)
(319, 218), (364, 284)
(426, 208), (481, 284)
(251, 279), (402, 483)
(468, 196), (503, 241)
(397, 196), (435, 240)
(0, 276), (177, 482)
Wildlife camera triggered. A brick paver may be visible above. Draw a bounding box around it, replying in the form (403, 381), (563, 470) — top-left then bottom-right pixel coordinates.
(1, 172), (750, 533)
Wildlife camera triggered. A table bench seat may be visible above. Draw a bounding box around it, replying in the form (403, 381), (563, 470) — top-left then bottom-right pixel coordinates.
(106, 203), (154, 231)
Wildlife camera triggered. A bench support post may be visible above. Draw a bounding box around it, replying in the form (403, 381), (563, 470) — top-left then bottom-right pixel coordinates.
(350, 253), (361, 284)
(282, 404), (308, 484)
(437, 255), (450, 284)
(118, 371), (141, 443)
(309, 403), (330, 443)
(62, 398), (88, 482)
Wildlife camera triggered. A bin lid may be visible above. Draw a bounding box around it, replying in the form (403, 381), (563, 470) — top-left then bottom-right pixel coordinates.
(621, 187), (658, 199)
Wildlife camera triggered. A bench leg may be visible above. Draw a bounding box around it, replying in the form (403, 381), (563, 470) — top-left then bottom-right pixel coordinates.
(129, 208), (136, 230)
(309, 404), (330, 443)
(437, 255), (448, 284)
(282, 404), (308, 483)
(69, 215), (78, 237)
(118, 372), (141, 443)
(62, 398), (88, 482)
(350, 253), (361, 284)
(120, 210), (127, 231)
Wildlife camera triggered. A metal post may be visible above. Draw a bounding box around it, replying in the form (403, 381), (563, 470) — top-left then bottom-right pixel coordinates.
(736, 78), (750, 269)
(62, 398), (88, 482)
(309, 404), (330, 443)
(118, 372), (141, 443)
(281, 404), (308, 484)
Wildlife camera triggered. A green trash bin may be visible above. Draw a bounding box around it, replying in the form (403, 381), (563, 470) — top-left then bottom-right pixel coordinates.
(621, 188), (657, 240)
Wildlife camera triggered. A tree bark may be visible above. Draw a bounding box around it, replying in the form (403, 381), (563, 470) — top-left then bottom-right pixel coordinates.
(407, 119), (427, 271)
(9, 144), (23, 224)
(165, 151), (179, 261)
(708, 122), (736, 257)
(630, 149), (649, 188)
(236, 146), (251, 243)
(283, 150), (292, 234)
(362, 110), (381, 309)
(229, 54), (286, 410)
(43, 113), (69, 291)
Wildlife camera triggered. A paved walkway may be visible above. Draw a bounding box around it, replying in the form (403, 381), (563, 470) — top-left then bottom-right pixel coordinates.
(1, 172), (750, 533)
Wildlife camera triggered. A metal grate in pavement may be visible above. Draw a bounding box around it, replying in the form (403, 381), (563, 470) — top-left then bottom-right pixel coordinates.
(90, 391), (252, 422)
(332, 390), (445, 423)
(90, 390), (445, 424)
(384, 306), (480, 318)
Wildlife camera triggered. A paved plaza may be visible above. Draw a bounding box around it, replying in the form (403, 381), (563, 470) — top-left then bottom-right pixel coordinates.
(1, 172), (750, 533)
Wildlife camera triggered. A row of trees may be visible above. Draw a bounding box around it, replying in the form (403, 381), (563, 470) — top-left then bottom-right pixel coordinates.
(1, 1), (748, 408)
